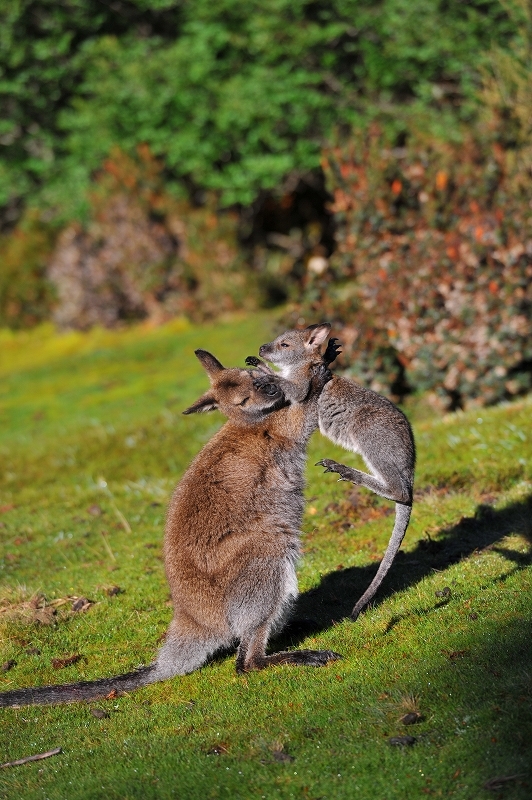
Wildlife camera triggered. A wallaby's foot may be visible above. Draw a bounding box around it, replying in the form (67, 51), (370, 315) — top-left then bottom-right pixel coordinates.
(237, 649), (341, 673)
(268, 649), (342, 668)
(316, 459), (358, 483)
(323, 337), (342, 366)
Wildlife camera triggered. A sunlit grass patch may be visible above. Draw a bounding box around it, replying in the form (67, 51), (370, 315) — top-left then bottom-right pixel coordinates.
(1, 313), (531, 800)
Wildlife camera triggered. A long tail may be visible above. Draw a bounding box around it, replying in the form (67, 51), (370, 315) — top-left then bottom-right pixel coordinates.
(0, 664), (158, 707)
(351, 503), (412, 621)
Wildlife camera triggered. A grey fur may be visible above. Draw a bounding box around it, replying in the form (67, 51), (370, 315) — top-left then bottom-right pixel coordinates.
(255, 323), (416, 620)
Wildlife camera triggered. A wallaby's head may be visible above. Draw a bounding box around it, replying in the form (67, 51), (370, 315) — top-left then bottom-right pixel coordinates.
(259, 323), (331, 370)
(183, 350), (286, 424)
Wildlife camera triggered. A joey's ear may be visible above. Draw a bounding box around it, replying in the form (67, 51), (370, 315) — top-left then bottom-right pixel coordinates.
(304, 323), (331, 348)
(194, 349), (224, 380)
(182, 392), (218, 415)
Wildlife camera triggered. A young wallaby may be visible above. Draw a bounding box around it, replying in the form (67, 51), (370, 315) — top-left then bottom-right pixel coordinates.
(0, 351), (339, 707)
(247, 323), (415, 621)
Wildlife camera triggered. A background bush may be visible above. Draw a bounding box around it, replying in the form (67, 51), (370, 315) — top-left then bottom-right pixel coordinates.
(285, 3), (532, 410)
(290, 117), (532, 409)
(0, 0), (515, 218)
(0, 210), (56, 328)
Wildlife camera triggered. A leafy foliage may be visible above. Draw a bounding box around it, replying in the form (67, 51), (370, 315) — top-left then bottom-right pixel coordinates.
(0, 210), (56, 328)
(0, 0), (516, 217)
(293, 124), (532, 409)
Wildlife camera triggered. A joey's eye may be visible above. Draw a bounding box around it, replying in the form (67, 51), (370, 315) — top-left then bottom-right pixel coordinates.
(280, 342), (289, 348)
(238, 397), (249, 406)
(262, 383), (278, 396)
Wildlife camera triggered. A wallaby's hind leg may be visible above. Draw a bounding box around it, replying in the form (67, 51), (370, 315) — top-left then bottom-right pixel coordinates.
(316, 458), (411, 504)
(236, 622), (341, 674)
(232, 558), (341, 674)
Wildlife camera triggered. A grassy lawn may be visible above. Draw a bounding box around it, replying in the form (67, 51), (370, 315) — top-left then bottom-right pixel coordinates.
(0, 313), (531, 800)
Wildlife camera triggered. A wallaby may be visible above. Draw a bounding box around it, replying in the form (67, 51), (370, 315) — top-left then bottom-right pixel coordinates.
(0, 351), (339, 707)
(246, 323), (415, 621)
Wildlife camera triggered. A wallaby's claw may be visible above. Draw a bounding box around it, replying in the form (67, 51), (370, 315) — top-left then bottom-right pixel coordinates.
(323, 337), (342, 366)
(245, 355), (262, 367)
(317, 458), (352, 482)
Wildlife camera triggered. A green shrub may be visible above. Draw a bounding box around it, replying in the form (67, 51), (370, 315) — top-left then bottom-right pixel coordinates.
(0, 210), (57, 328)
(0, 0), (516, 218)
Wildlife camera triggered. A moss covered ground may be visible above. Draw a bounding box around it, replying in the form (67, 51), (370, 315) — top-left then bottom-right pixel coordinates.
(0, 313), (531, 799)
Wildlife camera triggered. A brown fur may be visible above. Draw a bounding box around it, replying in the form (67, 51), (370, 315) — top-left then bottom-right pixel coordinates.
(0, 350), (339, 707)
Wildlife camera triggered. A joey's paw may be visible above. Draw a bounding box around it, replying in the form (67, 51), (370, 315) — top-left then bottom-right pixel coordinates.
(310, 362), (333, 392)
(316, 459), (353, 482)
(245, 355), (262, 367)
(323, 337), (342, 366)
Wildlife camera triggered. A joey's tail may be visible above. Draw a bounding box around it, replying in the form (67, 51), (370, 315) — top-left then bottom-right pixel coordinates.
(351, 503), (412, 621)
(0, 664), (158, 708)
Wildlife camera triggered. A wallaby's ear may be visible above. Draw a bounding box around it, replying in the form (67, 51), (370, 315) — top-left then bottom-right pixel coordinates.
(182, 391), (218, 415)
(304, 323), (331, 348)
(195, 349), (224, 380)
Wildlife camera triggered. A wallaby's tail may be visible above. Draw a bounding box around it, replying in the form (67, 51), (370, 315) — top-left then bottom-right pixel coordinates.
(0, 664), (158, 708)
(351, 503), (412, 621)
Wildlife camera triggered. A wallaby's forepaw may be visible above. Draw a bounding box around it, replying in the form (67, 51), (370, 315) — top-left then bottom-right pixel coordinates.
(309, 362), (333, 393)
(323, 337), (342, 366)
(245, 355), (274, 376)
(316, 459), (356, 483)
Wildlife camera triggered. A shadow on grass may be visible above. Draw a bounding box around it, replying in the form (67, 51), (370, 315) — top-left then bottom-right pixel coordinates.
(281, 493), (532, 643)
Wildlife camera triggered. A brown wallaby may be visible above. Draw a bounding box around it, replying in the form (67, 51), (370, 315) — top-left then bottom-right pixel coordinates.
(0, 350), (339, 707)
(246, 323), (415, 621)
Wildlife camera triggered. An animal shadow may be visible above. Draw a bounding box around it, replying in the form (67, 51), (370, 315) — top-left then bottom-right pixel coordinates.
(277, 493), (532, 647)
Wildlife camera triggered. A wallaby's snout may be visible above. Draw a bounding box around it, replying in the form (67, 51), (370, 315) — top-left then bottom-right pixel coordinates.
(258, 343), (272, 359)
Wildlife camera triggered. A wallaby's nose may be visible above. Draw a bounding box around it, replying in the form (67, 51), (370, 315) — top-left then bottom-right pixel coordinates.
(258, 344), (267, 357)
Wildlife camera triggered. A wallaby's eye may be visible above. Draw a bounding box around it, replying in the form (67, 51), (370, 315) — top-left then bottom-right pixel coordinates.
(280, 342), (289, 348)
(238, 397), (249, 406)
(261, 383), (278, 396)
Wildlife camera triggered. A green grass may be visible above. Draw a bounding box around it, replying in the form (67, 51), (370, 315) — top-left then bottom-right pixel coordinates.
(0, 313), (531, 800)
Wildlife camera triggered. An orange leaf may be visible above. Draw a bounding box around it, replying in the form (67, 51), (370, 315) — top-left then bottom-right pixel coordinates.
(391, 179), (402, 195)
(435, 171), (448, 191)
